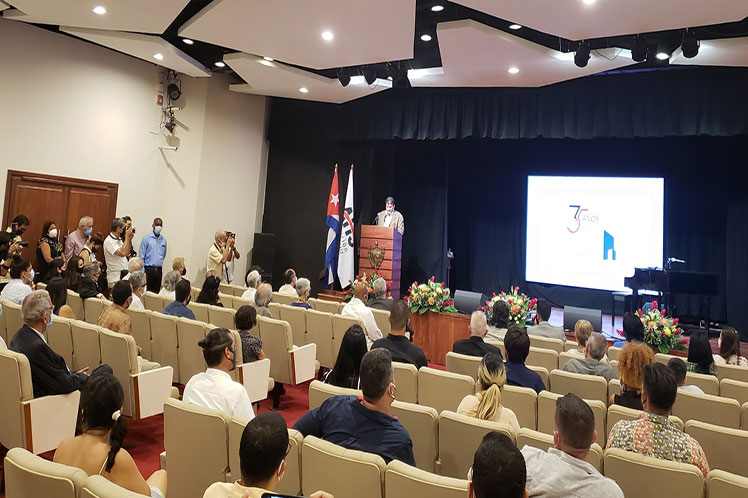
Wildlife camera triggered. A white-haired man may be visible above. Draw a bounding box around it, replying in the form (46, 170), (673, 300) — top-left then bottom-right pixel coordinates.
(369, 278), (392, 311)
(207, 230), (235, 282)
(562, 332), (617, 382)
(122, 257), (143, 281)
(241, 270), (261, 302)
(64, 215), (94, 262)
(453, 311), (503, 358)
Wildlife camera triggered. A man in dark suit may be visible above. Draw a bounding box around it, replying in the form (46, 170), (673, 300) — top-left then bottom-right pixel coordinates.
(371, 301), (427, 369)
(453, 311), (503, 359)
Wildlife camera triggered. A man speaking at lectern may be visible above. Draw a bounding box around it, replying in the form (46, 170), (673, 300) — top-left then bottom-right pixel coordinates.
(376, 196), (405, 235)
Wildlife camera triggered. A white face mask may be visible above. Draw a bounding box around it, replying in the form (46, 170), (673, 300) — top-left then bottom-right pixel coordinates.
(49, 229), (58, 239)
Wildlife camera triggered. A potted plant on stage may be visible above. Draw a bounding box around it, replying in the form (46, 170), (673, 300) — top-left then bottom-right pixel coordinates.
(342, 271), (385, 306)
(638, 301), (686, 354)
(480, 287), (537, 326)
(405, 276), (457, 314)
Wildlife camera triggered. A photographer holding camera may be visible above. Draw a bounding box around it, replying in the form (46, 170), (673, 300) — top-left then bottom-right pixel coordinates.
(0, 231), (26, 287)
(207, 230), (240, 284)
(104, 217), (134, 289)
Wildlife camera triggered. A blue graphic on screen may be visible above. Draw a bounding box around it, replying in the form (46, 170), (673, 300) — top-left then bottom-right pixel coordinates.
(603, 231), (616, 261)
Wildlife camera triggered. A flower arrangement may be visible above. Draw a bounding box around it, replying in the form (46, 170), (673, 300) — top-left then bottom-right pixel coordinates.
(342, 271), (384, 306)
(638, 301), (686, 353)
(404, 276), (457, 314)
(479, 287), (537, 326)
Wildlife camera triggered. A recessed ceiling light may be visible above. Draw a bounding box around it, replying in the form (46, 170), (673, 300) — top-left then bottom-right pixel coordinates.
(153, 53), (164, 61)
(182, 39), (194, 45)
(509, 24), (522, 30)
(299, 87), (309, 93)
(431, 5), (444, 11)
(321, 31), (334, 41)
(508, 67), (520, 74)
(582, 0), (596, 4)
(92, 6), (106, 15)
(421, 34), (432, 42)
(263, 56), (274, 61)
(214, 61), (226, 68)
(655, 52), (670, 60)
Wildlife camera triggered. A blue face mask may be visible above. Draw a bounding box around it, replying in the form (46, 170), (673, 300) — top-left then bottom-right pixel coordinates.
(29, 269), (35, 283)
(47, 310), (54, 329)
(154, 226), (163, 236)
(85, 227), (93, 236)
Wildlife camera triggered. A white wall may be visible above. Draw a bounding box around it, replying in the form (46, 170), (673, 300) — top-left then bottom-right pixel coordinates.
(0, 18), (268, 284)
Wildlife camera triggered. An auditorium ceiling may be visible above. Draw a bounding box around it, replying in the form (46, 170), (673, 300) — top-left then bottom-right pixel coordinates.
(3, 0), (747, 103)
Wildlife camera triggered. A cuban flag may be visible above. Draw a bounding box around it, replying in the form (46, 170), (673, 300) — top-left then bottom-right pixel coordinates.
(324, 165), (340, 288)
(337, 165), (355, 288)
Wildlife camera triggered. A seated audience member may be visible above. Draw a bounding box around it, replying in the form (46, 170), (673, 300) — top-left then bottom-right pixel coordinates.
(235, 305), (264, 362)
(162, 279), (196, 320)
(457, 353), (520, 432)
(469, 432), (528, 498)
(486, 300), (510, 342)
(504, 325), (546, 393)
(252, 283), (273, 318)
(687, 331), (716, 375)
(563, 332), (617, 382)
(291, 277), (312, 309)
(172, 257), (186, 276)
(607, 363), (709, 477)
(203, 412), (333, 498)
(277, 268), (297, 297)
(158, 270), (181, 300)
(667, 357), (704, 395)
(611, 341), (654, 410)
(122, 257), (143, 281)
(342, 281), (382, 346)
(522, 393), (623, 498)
(293, 348), (415, 465)
(369, 278), (392, 311)
(0, 257), (34, 304)
(78, 262), (104, 299)
(196, 275), (223, 307)
(713, 326), (748, 366)
(128, 271), (147, 310)
(371, 301), (427, 369)
(569, 319), (594, 358)
(453, 311), (503, 358)
(36, 220), (63, 282)
(527, 300), (565, 341)
(79, 233), (104, 264)
(183, 328), (254, 419)
(241, 270), (261, 302)
(325, 325), (367, 389)
(62, 255), (84, 291)
(613, 312), (645, 348)
(47, 276), (77, 319)
(44, 257), (65, 283)
(54, 373), (168, 498)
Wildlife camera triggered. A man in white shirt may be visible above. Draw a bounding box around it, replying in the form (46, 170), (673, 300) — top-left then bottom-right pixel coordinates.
(522, 393), (623, 498)
(277, 268), (297, 297)
(341, 281), (382, 347)
(103, 218), (134, 289)
(183, 328), (254, 420)
(241, 270), (261, 302)
(0, 257), (34, 305)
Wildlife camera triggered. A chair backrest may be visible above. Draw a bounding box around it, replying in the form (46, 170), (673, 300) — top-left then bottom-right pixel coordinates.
(308, 380), (362, 410)
(564, 341), (580, 352)
(80, 475), (150, 498)
(66, 290), (84, 320)
(526, 347), (558, 373)
(603, 447), (704, 498)
(163, 399), (229, 498)
(301, 436), (386, 498)
(315, 299), (341, 314)
(654, 352), (679, 366)
(337, 302), (347, 313)
(231, 285), (248, 297)
(549, 369), (608, 405)
(218, 293), (234, 309)
(445, 351), (482, 380)
(218, 283), (233, 295)
(0, 302), (7, 344)
(607, 346), (621, 361)
(272, 292), (294, 306)
(268, 301), (281, 319)
(3, 299), (24, 338)
(231, 296), (252, 311)
(47, 315), (75, 368)
(305, 309), (335, 368)
(608, 378), (622, 399)
(0, 348), (34, 449)
(672, 389), (741, 429)
(83, 298), (106, 324)
(529, 335), (565, 353)
(437, 410), (517, 479)
(141, 291), (164, 312)
(127, 307), (152, 361)
(385, 459), (468, 498)
(686, 372), (719, 396)
(501, 384), (538, 430)
(176, 318), (209, 384)
(744, 402), (748, 431)
(527, 365), (549, 389)
(684, 420), (748, 477)
(70, 320), (102, 372)
(149, 312), (179, 382)
(207, 304), (235, 330)
(190, 287), (200, 302)
(187, 301), (210, 324)
(707, 469), (748, 498)
(720, 378), (748, 405)
(606, 404), (684, 435)
(98, 328), (139, 416)
(516, 428), (604, 472)
(390, 400), (439, 473)
(257, 316), (294, 384)
(537, 391), (606, 445)
(280, 304), (307, 346)
(558, 350), (578, 369)
(716, 363), (748, 384)
(393, 361), (419, 403)
(4, 447), (87, 498)
(331, 314), (363, 363)
(418, 367), (475, 414)
(371, 308), (391, 336)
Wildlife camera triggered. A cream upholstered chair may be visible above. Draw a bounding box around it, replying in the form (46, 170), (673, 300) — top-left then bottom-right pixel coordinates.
(743, 403), (748, 430)
(231, 296), (252, 310)
(686, 372), (719, 396)
(445, 351), (482, 380)
(0, 348), (80, 454)
(603, 447), (704, 498)
(606, 345), (621, 361)
(127, 307), (153, 361)
(485, 340), (506, 358)
(564, 341), (580, 352)
(707, 469), (748, 497)
(218, 283), (234, 295)
(80, 475), (150, 497)
(527, 365), (549, 389)
(371, 308), (391, 336)
(163, 399), (230, 498)
(608, 360), (620, 378)
(418, 367), (474, 414)
(608, 378), (622, 399)
(684, 420), (748, 477)
(390, 400), (439, 472)
(187, 301), (210, 324)
(4, 447), (87, 498)
(716, 363), (748, 383)
(47, 314), (75, 368)
(0, 300), (8, 344)
(149, 311), (179, 383)
(537, 391), (606, 445)
(654, 352), (679, 366)
(83, 297), (107, 324)
(305, 309), (335, 369)
(141, 291), (164, 312)
(272, 291), (294, 306)
(3, 299), (24, 338)
(606, 404), (684, 435)
(65, 290), (84, 320)
(332, 314), (364, 363)
(257, 316), (316, 402)
(516, 428), (604, 472)
(218, 293), (234, 309)
(208, 304), (236, 330)
(393, 361), (419, 403)
(720, 378), (748, 405)
(385, 459), (468, 498)
(337, 302), (347, 313)
(672, 389), (741, 429)
(308, 380), (361, 410)
(236, 356), (272, 403)
(502, 385), (538, 430)
(549, 369), (608, 405)
(302, 436), (386, 498)
(529, 335), (565, 353)
(279, 304), (307, 346)
(526, 347), (558, 373)
(558, 350), (578, 369)
(437, 410), (517, 479)
(190, 287), (200, 302)
(315, 299), (341, 314)
(70, 320), (102, 372)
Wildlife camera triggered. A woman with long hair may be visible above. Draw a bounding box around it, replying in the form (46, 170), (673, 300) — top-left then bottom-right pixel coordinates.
(47, 276), (76, 319)
(36, 220), (63, 283)
(325, 325), (367, 388)
(485, 300), (510, 342)
(79, 233), (105, 264)
(687, 331), (716, 375)
(611, 341), (655, 410)
(457, 353), (520, 432)
(196, 275), (223, 307)
(54, 373), (168, 497)
(62, 255), (84, 291)
(713, 327), (747, 367)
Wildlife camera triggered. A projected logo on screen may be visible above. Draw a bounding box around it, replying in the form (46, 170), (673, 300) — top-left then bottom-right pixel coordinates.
(567, 205), (599, 233)
(603, 231), (616, 261)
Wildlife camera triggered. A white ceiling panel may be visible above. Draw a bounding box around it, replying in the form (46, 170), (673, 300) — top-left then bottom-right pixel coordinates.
(225, 53), (391, 104)
(3, 0), (189, 33)
(179, 0), (416, 70)
(452, 0), (748, 41)
(671, 37), (748, 67)
(60, 27), (211, 77)
(411, 20), (633, 88)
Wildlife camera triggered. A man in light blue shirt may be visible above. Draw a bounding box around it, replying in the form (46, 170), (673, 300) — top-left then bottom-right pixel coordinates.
(139, 217), (167, 293)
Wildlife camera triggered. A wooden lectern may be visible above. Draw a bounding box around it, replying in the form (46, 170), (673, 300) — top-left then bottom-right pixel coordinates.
(359, 226), (402, 299)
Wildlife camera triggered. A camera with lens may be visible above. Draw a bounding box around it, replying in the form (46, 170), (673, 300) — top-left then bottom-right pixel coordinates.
(18, 241), (29, 248)
(226, 231), (235, 239)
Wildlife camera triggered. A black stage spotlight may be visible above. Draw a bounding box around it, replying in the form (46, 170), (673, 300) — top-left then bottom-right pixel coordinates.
(167, 83), (181, 101)
(574, 41), (590, 68)
(362, 66), (376, 85)
(337, 67), (351, 87)
(682, 30), (699, 59)
(631, 34), (648, 62)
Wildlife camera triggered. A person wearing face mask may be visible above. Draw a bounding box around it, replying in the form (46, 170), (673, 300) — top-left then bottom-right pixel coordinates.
(64, 216), (94, 262)
(172, 257), (187, 277)
(37, 220), (63, 283)
(120, 216), (137, 258)
(139, 217), (167, 294)
(79, 233), (104, 264)
(0, 256), (35, 304)
(293, 348), (415, 466)
(128, 271), (147, 310)
(183, 328), (254, 419)
(6, 214), (30, 241)
(103, 218), (134, 289)
(375, 196), (404, 235)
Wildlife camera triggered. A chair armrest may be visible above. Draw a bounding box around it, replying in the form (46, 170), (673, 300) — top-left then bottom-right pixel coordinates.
(21, 391), (81, 454)
(238, 358), (271, 402)
(290, 343), (317, 384)
(132, 366), (174, 419)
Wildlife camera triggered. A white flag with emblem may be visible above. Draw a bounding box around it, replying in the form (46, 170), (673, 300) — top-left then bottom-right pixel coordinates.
(337, 165), (355, 287)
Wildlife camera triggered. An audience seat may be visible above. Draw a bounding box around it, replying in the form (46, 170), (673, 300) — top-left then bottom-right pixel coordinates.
(558, 350), (577, 370)
(218, 293), (234, 309)
(564, 341), (580, 352)
(743, 402), (748, 430)
(390, 400), (439, 473)
(257, 316), (317, 388)
(526, 347), (558, 374)
(308, 379), (361, 410)
(83, 298), (107, 324)
(314, 299), (341, 314)
(332, 314), (364, 363)
(716, 363), (748, 384)
(187, 302), (210, 324)
(385, 459), (468, 498)
(516, 428), (604, 472)
(272, 292), (294, 306)
(437, 410), (517, 479)
(686, 372), (720, 396)
(207, 304), (235, 330)
(231, 296), (252, 311)
(537, 391), (606, 446)
(603, 447), (704, 498)
(684, 420), (748, 477)
(706, 469), (748, 498)
(484, 340), (506, 358)
(337, 302), (347, 314)
(0, 302), (7, 345)
(608, 378), (622, 399)
(268, 302), (281, 319)
(3, 447), (87, 498)
(608, 360), (620, 378)
(46, 314), (75, 368)
(529, 336), (565, 353)
(445, 351), (481, 380)
(305, 309), (335, 369)
(720, 378), (748, 405)
(142, 291), (165, 312)
(236, 355), (272, 403)
(127, 308), (153, 361)
(418, 367), (474, 414)
(301, 435), (385, 498)
(280, 304), (307, 346)
(502, 385), (538, 430)
(149, 312), (179, 383)
(370, 308), (391, 337)
(549, 369), (608, 405)
(527, 365), (549, 389)
(654, 352), (679, 366)
(606, 346), (621, 362)
(672, 390), (741, 429)
(66, 290), (84, 320)
(393, 361), (419, 403)
(190, 287), (200, 302)
(70, 320), (102, 372)
(606, 404), (684, 437)
(2, 299), (24, 339)
(80, 474), (150, 498)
